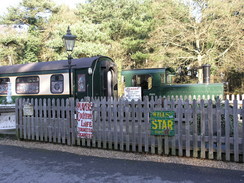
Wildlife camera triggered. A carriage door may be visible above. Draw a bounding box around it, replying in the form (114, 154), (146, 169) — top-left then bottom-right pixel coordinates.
(75, 69), (88, 99)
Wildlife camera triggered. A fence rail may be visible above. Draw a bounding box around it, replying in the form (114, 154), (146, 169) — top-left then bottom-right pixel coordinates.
(16, 97), (244, 162)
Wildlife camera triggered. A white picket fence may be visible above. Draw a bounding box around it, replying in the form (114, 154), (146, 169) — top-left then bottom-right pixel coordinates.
(15, 97), (244, 162)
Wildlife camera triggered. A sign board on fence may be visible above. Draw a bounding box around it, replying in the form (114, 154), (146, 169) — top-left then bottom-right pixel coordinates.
(150, 111), (175, 136)
(76, 102), (93, 139)
(124, 87), (141, 101)
(23, 104), (33, 116)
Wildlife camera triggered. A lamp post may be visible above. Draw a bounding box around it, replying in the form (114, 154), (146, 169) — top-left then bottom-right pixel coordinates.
(63, 26), (77, 97)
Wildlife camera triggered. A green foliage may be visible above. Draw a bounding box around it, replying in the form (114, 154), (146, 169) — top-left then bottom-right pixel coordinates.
(76, 0), (153, 68)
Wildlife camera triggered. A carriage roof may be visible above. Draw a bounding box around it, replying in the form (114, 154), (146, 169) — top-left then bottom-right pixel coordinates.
(121, 67), (175, 75)
(0, 56), (111, 74)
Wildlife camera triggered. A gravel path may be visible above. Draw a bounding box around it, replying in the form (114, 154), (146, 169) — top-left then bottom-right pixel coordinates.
(0, 136), (243, 171)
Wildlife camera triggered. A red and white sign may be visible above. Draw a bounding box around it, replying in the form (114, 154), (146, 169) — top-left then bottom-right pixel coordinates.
(76, 102), (93, 139)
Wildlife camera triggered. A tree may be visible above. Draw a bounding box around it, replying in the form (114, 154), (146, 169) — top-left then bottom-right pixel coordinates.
(147, 0), (243, 84)
(76, 0), (153, 69)
(0, 0), (59, 64)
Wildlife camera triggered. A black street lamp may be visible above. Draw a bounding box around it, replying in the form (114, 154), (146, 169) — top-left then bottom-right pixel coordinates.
(63, 26), (77, 97)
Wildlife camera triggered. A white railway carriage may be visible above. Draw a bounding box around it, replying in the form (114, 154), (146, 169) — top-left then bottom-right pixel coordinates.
(0, 56), (118, 102)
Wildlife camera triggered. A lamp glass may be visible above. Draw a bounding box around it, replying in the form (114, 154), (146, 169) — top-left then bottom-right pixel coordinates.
(63, 26), (77, 52)
(64, 38), (76, 52)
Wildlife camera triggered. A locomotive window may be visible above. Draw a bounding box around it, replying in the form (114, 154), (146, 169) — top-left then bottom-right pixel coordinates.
(132, 74), (152, 90)
(51, 74), (64, 94)
(16, 76), (39, 94)
(0, 78), (10, 94)
(160, 74), (165, 84)
(77, 74), (86, 92)
(167, 74), (173, 84)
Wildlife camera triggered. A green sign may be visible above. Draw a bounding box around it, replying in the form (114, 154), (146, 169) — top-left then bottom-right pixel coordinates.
(150, 111), (175, 136)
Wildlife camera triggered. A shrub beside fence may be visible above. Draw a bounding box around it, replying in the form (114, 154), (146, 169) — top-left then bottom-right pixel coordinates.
(15, 97), (244, 162)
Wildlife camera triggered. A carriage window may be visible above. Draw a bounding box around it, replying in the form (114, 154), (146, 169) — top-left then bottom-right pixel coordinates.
(16, 76), (39, 94)
(51, 74), (64, 94)
(132, 74), (152, 90)
(0, 78), (10, 94)
(77, 74), (86, 92)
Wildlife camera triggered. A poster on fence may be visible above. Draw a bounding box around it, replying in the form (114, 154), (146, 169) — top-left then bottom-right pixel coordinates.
(150, 111), (175, 136)
(76, 102), (93, 139)
(123, 87), (141, 101)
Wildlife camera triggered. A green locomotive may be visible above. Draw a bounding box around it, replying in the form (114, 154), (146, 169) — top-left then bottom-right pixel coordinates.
(0, 56), (118, 102)
(122, 67), (224, 99)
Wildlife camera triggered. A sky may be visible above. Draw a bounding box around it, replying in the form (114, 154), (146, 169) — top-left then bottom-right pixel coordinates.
(0, 0), (84, 15)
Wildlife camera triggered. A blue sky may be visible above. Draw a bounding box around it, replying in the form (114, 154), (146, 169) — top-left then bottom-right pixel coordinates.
(0, 0), (84, 15)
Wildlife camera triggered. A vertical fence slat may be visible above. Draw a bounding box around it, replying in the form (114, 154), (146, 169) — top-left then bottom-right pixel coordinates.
(216, 100), (222, 160)
(34, 99), (39, 141)
(30, 98), (35, 140)
(97, 98), (102, 148)
(138, 100), (143, 153)
(178, 100), (183, 156)
(125, 100), (130, 151)
(113, 99), (118, 150)
(56, 99), (61, 143)
(48, 98), (52, 143)
(200, 100), (206, 159)
(193, 100), (198, 158)
(156, 98), (163, 155)
(76, 99), (81, 146)
(43, 98), (48, 142)
(61, 99), (66, 144)
(131, 100), (136, 152)
(119, 99), (124, 151)
(242, 100), (244, 163)
(66, 99), (71, 145)
(108, 98), (112, 149)
(171, 99), (176, 156)
(208, 99), (214, 160)
(39, 99), (43, 141)
(23, 99), (27, 139)
(233, 100), (239, 162)
(86, 98), (91, 146)
(19, 98), (23, 139)
(51, 99), (56, 143)
(185, 100), (190, 157)
(102, 98), (107, 149)
(225, 100), (230, 161)
(15, 99), (20, 139)
(150, 99), (156, 154)
(26, 99), (31, 140)
(144, 97), (149, 153)
(91, 98), (97, 148)
(70, 98), (75, 145)
(163, 98), (169, 155)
